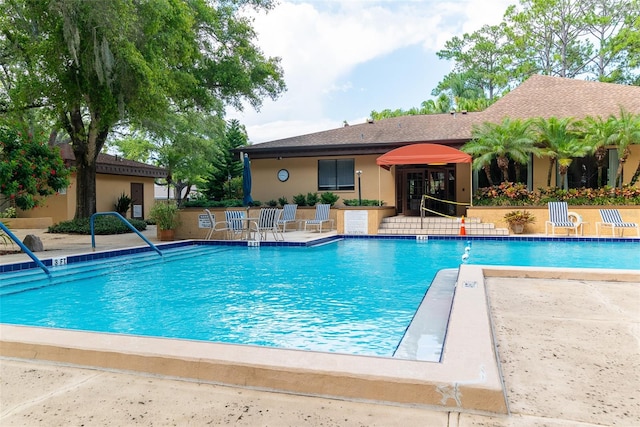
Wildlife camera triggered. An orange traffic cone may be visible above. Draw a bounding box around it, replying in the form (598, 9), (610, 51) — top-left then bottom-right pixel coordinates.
(459, 216), (466, 236)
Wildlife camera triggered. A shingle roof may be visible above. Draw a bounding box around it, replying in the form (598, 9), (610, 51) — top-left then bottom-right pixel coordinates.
(482, 74), (640, 121)
(242, 75), (640, 158)
(59, 144), (167, 178)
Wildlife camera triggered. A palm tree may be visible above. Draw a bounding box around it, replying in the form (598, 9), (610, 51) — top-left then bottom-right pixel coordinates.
(464, 118), (539, 185)
(608, 109), (640, 188)
(534, 117), (591, 190)
(581, 115), (616, 187)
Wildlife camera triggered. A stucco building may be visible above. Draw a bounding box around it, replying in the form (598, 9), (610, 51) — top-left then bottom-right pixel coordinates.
(240, 75), (640, 217)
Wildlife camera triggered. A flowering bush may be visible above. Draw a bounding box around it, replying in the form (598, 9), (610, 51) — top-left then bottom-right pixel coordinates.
(0, 123), (70, 210)
(475, 182), (640, 206)
(473, 182), (539, 206)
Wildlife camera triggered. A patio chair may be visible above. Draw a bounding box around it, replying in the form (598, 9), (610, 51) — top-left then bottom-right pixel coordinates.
(250, 208), (283, 241)
(224, 210), (247, 240)
(203, 209), (229, 240)
(304, 203), (334, 233)
(277, 204), (299, 232)
(596, 209), (640, 237)
(545, 201), (582, 236)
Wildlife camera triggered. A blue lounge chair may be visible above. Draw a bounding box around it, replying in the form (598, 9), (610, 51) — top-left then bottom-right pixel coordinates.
(304, 204), (334, 233)
(596, 209), (640, 237)
(545, 201), (582, 236)
(277, 204), (299, 232)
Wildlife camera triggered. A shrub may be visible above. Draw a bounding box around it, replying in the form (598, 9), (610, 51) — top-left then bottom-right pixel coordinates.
(292, 193), (307, 206)
(114, 192), (132, 215)
(0, 206), (17, 218)
(149, 202), (181, 230)
(267, 199), (278, 207)
(320, 192), (339, 206)
(278, 196), (288, 207)
(49, 216), (147, 235)
(342, 199), (384, 206)
(474, 182), (640, 206)
(306, 192), (319, 206)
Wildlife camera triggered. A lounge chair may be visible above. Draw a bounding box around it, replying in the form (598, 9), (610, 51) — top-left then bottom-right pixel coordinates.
(250, 208), (283, 241)
(225, 210), (247, 240)
(304, 204), (334, 233)
(545, 201), (582, 236)
(277, 204), (299, 232)
(596, 209), (640, 237)
(203, 209), (229, 240)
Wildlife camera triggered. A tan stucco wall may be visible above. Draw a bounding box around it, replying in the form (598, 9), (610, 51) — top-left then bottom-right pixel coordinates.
(95, 175), (156, 219)
(174, 206), (398, 239)
(250, 155), (396, 207)
(17, 173), (157, 224)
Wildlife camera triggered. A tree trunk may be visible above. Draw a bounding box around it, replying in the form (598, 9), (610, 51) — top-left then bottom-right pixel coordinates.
(482, 164), (494, 186)
(629, 162), (640, 186)
(74, 155), (98, 218)
(594, 146), (606, 187)
(615, 147), (630, 188)
(63, 107), (110, 219)
(547, 158), (556, 187)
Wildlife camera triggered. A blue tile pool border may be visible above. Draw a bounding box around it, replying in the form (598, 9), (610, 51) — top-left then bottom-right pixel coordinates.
(1, 234), (638, 274)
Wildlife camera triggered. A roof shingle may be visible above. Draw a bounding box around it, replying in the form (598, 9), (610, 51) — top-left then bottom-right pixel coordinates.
(243, 75), (640, 157)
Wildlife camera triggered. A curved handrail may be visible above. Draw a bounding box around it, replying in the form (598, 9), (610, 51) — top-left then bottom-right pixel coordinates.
(0, 221), (51, 277)
(90, 212), (162, 257)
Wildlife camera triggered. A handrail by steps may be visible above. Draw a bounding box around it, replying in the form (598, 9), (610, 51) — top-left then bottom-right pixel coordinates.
(0, 221), (51, 277)
(90, 212), (162, 257)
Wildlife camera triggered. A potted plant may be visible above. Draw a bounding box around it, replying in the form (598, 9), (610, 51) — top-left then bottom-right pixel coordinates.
(503, 210), (535, 234)
(150, 201), (181, 241)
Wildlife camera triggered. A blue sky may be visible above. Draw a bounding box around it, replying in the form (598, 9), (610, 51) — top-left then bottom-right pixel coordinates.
(229, 0), (513, 143)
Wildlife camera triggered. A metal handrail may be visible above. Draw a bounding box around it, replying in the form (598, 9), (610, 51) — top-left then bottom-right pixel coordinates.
(0, 221), (51, 277)
(90, 212), (162, 257)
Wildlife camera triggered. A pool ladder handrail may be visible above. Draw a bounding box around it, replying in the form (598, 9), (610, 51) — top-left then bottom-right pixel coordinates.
(0, 221), (51, 277)
(90, 212), (162, 257)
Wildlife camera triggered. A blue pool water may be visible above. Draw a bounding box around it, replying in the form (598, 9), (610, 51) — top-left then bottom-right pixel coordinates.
(1, 238), (638, 357)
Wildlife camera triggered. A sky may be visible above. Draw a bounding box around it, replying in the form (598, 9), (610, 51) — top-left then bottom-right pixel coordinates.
(228, 0), (514, 144)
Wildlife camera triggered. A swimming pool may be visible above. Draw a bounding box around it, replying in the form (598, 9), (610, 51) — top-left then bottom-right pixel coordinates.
(1, 238), (638, 359)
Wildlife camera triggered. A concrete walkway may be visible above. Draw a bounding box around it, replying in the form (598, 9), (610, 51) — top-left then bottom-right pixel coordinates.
(1, 228), (639, 426)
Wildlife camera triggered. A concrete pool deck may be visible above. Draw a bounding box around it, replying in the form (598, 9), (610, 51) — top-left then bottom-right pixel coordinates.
(1, 228), (639, 425)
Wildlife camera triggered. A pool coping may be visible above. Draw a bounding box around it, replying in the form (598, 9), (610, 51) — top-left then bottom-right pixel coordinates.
(1, 263), (510, 414)
(1, 238), (639, 415)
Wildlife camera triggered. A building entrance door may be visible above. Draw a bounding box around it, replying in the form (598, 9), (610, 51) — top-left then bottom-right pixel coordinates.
(401, 170), (425, 216)
(398, 166), (456, 216)
(130, 183), (144, 219)
(424, 167), (456, 216)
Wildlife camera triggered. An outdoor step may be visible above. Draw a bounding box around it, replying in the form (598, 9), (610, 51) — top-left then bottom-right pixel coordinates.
(376, 215), (509, 236)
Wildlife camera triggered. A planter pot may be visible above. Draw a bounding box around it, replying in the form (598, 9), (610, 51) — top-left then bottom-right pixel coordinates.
(158, 229), (175, 241)
(510, 223), (525, 234)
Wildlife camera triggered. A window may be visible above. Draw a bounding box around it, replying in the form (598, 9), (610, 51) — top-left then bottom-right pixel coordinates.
(318, 159), (354, 190)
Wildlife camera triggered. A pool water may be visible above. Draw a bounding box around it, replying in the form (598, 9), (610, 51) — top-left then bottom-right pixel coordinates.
(1, 238), (638, 357)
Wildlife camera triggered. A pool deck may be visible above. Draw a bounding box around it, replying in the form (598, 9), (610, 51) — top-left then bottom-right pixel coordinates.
(1, 227), (639, 426)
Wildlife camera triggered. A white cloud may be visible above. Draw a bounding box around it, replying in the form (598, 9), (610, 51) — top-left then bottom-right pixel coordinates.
(230, 0), (512, 143)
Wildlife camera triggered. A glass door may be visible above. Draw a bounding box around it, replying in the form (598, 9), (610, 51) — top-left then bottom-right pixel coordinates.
(404, 170), (425, 216)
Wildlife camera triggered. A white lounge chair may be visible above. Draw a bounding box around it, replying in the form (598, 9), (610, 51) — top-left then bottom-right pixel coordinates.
(596, 209), (640, 237)
(545, 201), (582, 236)
(203, 209), (229, 240)
(250, 208), (283, 241)
(304, 204), (334, 233)
(277, 204), (299, 232)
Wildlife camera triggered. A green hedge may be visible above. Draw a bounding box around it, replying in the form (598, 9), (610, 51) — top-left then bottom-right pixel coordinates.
(48, 216), (147, 235)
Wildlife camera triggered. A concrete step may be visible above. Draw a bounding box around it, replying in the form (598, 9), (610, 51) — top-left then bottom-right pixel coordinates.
(377, 216), (509, 236)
